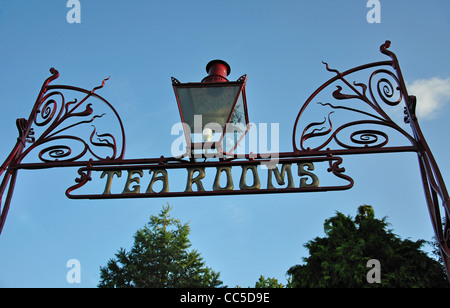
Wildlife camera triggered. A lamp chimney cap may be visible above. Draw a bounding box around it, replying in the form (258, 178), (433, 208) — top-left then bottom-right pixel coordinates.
(205, 59), (231, 77)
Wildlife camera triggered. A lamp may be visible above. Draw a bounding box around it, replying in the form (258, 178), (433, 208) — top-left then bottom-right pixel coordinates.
(172, 60), (250, 157)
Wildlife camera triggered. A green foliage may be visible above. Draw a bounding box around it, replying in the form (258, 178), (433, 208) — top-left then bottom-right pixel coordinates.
(98, 204), (223, 288)
(254, 275), (284, 288)
(287, 205), (449, 288)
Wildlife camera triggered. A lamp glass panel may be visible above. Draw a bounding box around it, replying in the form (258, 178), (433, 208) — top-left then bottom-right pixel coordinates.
(176, 85), (241, 130)
(223, 93), (247, 153)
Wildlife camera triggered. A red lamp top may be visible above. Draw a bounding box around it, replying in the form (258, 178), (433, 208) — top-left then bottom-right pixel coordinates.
(202, 60), (231, 83)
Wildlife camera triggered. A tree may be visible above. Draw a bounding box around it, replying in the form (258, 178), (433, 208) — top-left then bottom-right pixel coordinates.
(287, 205), (449, 288)
(98, 204), (223, 288)
(254, 275), (284, 288)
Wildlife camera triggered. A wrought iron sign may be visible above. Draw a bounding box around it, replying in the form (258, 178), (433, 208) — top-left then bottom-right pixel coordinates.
(1, 41), (450, 277)
(65, 156), (351, 199)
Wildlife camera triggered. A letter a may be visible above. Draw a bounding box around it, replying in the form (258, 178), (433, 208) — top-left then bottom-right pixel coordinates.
(66, 259), (81, 284)
(366, 259), (381, 284)
(366, 0), (381, 24)
(67, 0), (81, 24)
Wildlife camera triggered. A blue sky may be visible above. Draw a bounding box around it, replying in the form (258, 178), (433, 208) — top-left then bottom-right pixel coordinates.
(1, 0), (450, 287)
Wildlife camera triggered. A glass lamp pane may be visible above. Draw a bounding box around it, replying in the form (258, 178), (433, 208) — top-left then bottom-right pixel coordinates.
(223, 93), (247, 153)
(229, 92), (246, 126)
(176, 85), (241, 130)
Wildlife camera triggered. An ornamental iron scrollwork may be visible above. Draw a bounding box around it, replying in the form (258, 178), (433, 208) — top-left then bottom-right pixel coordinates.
(19, 71), (125, 165)
(0, 68), (126, 233)
(292, 40), (450, 278)
(293, 41), (417, 155)
(1, 41), (450, 282)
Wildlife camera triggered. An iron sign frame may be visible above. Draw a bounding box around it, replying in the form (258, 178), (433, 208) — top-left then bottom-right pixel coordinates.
(1, 41), (449, 277)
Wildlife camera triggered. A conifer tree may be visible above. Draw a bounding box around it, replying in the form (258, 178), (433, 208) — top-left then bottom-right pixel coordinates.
(287, 205), (449, 288)
(98, 204), (222, 288)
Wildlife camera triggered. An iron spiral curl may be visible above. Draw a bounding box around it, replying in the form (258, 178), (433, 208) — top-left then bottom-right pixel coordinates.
(17, 71), (126, 164)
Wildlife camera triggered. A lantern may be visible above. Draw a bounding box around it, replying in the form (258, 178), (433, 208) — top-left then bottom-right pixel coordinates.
(172, 60), (250, 157)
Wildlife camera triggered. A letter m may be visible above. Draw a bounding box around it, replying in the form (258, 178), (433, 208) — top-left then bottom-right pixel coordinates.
(267, 163), (294, 189)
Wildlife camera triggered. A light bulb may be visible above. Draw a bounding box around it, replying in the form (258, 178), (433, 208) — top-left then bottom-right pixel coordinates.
(202, 128), (213, 142)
